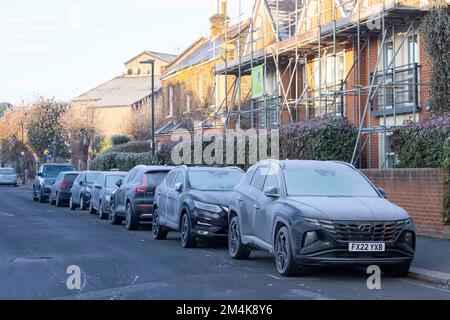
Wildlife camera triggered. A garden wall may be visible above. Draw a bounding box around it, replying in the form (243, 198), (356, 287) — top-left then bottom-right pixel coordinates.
(361, 168), (449, 239)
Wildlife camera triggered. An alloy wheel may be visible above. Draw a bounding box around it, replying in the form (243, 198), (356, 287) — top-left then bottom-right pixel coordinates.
(152, 211), (160, 238)
(276, 230), (289, 273)
(181, 215), (189, 246)
(229, 220), (239, 255)
(125, 204), (131, 229)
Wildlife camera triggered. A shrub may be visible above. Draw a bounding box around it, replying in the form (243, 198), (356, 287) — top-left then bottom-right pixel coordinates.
(90, 151), (155, 171)
(393, 113), (450, 168)
(279, 116), (357, 163)
(109, 140), (151, 153)
(110, 135), (131, 146)
(91, 136), (112, 158)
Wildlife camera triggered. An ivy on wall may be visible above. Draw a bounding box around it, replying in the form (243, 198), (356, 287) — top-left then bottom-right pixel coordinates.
(420, 0), (450, 114)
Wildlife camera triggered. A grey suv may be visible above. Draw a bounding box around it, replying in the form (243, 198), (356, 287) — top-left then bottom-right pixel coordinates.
(33, 163), (76, 203)
(228, 160), (416, 277)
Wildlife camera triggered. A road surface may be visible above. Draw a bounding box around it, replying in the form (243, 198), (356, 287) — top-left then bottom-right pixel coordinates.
(0, 186), (449, 300)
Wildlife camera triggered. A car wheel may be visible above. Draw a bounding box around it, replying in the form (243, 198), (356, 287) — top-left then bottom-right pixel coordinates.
(32, 188), (38, 201)
(89, 201), (96, 215)
(69, 196), (76, 211)
(98, 202), (107, 220)
(38, 189), (46, 203)
(125, 202), (139, 231)
(80, 196), (87, 211)
(181, 213), (197, 248)
(55, 194), (62, 207)
(109, 201), (122, 225)
(384, 264), (411, 277)
(275, 226), (299, 277)
(228, 215), (251, 260)
(152, 208), (168, 240)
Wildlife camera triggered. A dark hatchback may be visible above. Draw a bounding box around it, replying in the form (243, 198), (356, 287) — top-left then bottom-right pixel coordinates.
(110, 166), (173, 230)
(153, 166), (244, 248)
(228, 160), (416, 277)
(49, 171), (80, 207)
(69, 171), (101, 211)
(33, 163), (77, 203)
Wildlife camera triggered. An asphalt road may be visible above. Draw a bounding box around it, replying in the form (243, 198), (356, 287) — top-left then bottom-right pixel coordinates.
(1, 186), (449, 300)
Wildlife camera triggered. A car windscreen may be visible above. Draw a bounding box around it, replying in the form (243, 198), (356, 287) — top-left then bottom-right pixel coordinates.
(105, 175), (125, 188)
(85, 172), (100, 184)
(283, 168), (380, 197)
(43, 166), (76, 178)
(0, 168), (15, 175)
(188, 170), (243, 191)
(145, 172), (169, 189)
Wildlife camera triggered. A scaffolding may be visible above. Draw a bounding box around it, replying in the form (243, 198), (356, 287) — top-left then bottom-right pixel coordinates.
(212, 0), (429, 169)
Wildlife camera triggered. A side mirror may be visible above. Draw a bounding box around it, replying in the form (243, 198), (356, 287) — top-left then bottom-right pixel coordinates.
(94, 184), (102, 190)
(264, 186), (280, 198)
(79, 180), (83, 186)
(174, 183), (183, 193)
(37, 173), (42, 177)
(378, 188), (388, 198)
(116, 179), (123, 187)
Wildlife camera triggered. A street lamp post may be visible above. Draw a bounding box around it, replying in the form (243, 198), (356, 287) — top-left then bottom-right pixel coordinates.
(141, 59), (156, 157)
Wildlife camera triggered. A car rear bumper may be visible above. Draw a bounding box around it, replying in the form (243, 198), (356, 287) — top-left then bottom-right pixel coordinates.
(58, 191), (72, 201)
(133, 201), (154, 220)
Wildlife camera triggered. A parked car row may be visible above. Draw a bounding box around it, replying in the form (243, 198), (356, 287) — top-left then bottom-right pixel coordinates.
(31, 160), (417, 277)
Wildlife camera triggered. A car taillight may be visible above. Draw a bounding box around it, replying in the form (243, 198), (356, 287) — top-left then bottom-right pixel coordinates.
(60, 182), (69, 190)
(134, 175), (148, 193)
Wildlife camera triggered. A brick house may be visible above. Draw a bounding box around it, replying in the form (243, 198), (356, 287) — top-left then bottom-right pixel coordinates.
(71, 51), (176, 138)
(156, 2), (251, 145)
(215, 0), (435, 169)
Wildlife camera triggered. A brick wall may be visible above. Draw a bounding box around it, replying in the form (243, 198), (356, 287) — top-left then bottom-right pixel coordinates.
(361, 168), (449, 238)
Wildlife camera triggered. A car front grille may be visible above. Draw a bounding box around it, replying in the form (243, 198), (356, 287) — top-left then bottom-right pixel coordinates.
(306, 219), (411, 242)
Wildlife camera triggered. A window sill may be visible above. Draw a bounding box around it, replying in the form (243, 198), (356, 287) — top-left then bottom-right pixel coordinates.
(372, 105), (420, 117)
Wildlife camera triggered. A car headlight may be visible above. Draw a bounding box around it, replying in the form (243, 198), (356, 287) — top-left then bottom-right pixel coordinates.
(193, 201), (222, 214)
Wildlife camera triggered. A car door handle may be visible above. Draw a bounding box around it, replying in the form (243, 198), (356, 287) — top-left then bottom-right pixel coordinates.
(238, 197), (244, 202)
(254, 204), (260, 210)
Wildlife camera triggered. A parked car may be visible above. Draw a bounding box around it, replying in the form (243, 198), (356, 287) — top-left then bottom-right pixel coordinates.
(153, 166), (244, 248)
(228, 160), (416, 277)
(69, 171), (101, 211)
(110, 165), (173, 230)
(90, 171), (127, 219)
(49, 171), (80, 207)
(33, 163), (77, 203)
(0, 167), (18, 187)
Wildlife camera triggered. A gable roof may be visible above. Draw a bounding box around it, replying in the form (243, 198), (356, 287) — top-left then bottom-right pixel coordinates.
(163, 20), (250, 79)
(72, 75), (161, 108)
(124, 51), (177, 65)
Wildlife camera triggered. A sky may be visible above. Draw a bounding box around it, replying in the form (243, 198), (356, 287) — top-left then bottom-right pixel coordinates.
(0, 0), (254, 105)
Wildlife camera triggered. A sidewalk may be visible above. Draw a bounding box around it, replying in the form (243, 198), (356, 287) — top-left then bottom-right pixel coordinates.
(410, 236), (450, 286)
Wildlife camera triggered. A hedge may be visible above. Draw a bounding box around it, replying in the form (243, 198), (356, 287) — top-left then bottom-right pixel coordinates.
(393, 113), (450, 168)
(110, 135), (131, 146)
(108, 140), (151, 153)
(91, 151), (155, 171)
(279, 116), (357, 163)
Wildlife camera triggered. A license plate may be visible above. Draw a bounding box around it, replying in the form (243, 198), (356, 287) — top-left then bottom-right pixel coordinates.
(349, 243), (385, 252)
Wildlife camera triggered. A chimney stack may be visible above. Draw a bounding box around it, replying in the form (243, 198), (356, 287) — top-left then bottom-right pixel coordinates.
(209, 1), (229, 38)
